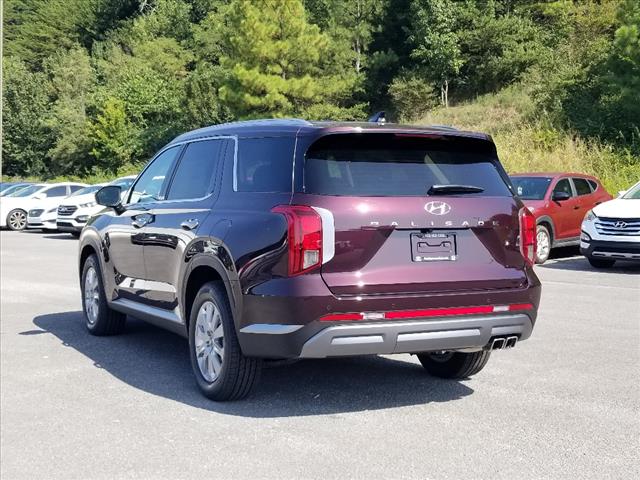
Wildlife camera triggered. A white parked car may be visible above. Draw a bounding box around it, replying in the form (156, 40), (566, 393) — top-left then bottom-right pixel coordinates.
(56, 176), (136, 236)
(1, 183), (86, 231)
(580, 180), (640, 267)
(25, 183), (88, 231)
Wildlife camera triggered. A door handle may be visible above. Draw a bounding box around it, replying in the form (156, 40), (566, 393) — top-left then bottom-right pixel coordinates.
(132, 213), (153, 228)
(181, 218), (199, 231)
(573, 205), (581, 210)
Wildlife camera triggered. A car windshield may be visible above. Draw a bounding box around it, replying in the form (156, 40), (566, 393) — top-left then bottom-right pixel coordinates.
(69, 185), (102, 197)
(1, 184), (29, 196)
(511, 177), (552, 200)
(111, 177), (134, 189)
(622, 182), (640, 199)
(7, 185), (43, 197)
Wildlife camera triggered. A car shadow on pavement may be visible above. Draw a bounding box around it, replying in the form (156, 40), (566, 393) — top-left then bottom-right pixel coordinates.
(32, 311), (474, 417)
(539, 256), (640, 273)
(538, 246), (640, 273)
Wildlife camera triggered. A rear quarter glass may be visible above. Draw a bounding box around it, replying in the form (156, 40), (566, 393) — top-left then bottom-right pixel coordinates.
(236, 137), (296, 193)
(302, 133), (512, 197)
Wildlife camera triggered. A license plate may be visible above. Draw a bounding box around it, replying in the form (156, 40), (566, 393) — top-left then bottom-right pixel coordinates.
(411, 233), (457, 262)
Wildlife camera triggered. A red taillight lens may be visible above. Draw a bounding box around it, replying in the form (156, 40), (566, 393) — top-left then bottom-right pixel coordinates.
(519, 207), (537, 266)
(272, 205), (323, 275)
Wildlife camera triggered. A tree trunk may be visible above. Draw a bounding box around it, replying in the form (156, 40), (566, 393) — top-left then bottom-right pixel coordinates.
(443, 79), (449, 108)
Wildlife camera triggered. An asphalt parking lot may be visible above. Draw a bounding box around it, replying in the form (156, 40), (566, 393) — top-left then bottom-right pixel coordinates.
(1, 230), (639, 479)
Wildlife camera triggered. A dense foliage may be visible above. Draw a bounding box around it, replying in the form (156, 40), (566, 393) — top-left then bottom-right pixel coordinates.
(2, 0), (639, 184)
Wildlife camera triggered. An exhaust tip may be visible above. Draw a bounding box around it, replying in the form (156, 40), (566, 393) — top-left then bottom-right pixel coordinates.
(505, 336), (518, 349)
(491, 338), (506, 350)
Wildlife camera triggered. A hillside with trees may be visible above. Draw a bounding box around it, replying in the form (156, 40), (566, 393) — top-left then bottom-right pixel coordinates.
(2, 0), (639, 191)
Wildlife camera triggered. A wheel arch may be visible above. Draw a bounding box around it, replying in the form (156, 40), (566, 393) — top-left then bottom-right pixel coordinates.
(79, 243), (98, 278)
(181, 255), (241, 331)
(536, 215), (555, 244)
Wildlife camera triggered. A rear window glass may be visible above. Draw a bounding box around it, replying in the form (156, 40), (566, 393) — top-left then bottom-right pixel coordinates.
(236, 137), (295, 192)
(511, 176), (552, 200)
(304, 134), (511, 197)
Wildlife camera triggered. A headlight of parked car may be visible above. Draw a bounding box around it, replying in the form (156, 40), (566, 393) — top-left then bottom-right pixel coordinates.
(584, 210), (597, 222)
(79, 201), (97, 208)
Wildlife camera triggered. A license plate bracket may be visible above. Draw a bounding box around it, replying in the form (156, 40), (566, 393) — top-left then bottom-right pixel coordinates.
(411, 232), (457, 262)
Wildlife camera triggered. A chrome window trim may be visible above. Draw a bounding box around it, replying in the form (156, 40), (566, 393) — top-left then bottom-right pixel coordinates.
(125, 135), (237, 207)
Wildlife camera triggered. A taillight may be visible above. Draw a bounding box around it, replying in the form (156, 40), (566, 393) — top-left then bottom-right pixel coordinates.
(519, 207), (537, 266)
(272, 205), (323, 275)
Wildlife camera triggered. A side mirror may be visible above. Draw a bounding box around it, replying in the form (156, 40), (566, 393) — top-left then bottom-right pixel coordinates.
(96, 185), (124, 214)
(552, 191), (571, 202)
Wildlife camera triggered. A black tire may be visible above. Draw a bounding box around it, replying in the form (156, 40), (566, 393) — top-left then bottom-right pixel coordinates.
(535, 224), (551, 264)
(587, 256), (616, 268)
(6, 209), (28, 231)
(188, 282), (261, 401)
(81, 254), (126, 335)
(417, 350), (491, 379)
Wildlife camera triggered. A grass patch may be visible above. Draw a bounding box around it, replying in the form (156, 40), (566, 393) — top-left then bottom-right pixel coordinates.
(416, 88), (639, 194)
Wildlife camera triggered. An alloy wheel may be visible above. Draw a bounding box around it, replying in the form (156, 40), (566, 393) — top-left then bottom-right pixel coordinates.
(83, 266), (100, 325)
(536, 229), (550, 262)
(194, 300), (225, 382)
(8, 211), (27, 230)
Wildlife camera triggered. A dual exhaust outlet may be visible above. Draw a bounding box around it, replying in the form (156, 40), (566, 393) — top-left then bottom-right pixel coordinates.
(489, 336), (518, 350)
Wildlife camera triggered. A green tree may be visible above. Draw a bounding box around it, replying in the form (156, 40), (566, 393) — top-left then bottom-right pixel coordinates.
(89, 98), (140, 172)
(305, 0), (384, 73)
(44, 48), (95, 175)
(408, 0), (464, 107)
(2, 58), (53, 176)
(218, 0), (365, 119)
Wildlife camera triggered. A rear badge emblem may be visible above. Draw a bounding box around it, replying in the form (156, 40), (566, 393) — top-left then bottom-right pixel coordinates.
(424, 201), (452, 215)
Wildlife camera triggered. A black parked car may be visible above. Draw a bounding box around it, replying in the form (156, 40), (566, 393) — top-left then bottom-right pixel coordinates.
(79, 119), (541, 401)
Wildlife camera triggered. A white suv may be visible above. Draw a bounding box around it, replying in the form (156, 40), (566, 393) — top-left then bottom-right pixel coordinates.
(56, 176), (136, 236)
(580, 180), (640, 267)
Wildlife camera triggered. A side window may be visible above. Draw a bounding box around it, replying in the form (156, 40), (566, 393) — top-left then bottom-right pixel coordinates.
(573, 178), (592, 196)
(236, 137), (295, 192)
(553, 179), (573, 197)
(129, 147), (180, 204)
(69, 185), (84, 194)
(587, 179), (598, 192)
(166, 139), (225, 200)
(42, 186), (68, 198)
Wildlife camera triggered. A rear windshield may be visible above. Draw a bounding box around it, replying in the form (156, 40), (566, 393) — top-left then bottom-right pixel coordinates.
(511, 176), (552, 200)
(304, 134), (511, 197)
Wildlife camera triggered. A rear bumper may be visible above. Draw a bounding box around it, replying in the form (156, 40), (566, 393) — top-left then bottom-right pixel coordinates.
(580, 238), (640, 261)
(298, 313), (532, 358)
(236, 268), (540, 359)
(239, 312), (534, 359)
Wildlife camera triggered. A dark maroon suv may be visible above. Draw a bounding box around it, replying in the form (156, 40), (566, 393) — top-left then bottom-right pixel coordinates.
(79, 119), (541, 401)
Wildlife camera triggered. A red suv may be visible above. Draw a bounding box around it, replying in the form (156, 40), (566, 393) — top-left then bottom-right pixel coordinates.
(510, 173), (612, 263)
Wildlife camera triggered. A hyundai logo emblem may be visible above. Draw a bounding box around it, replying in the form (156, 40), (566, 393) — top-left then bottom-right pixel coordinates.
(424, 201), (452, 215)
(614, 221), (627, 228)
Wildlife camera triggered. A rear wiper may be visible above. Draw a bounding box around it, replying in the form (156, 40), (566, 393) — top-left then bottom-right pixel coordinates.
(427, 184), (485, 195)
